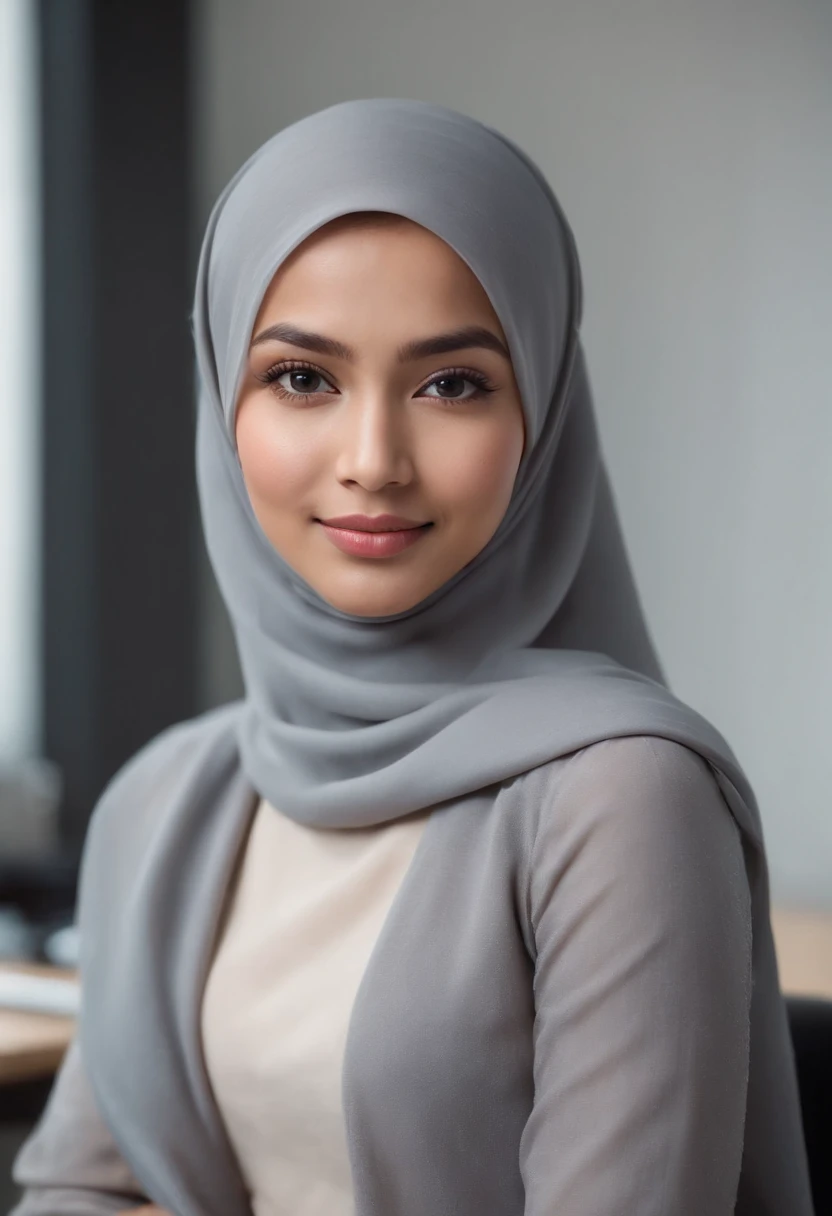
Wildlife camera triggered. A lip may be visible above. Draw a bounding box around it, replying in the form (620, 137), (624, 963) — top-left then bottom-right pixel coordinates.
(318, 520), (433, 559)
(318, 513), (430, 532)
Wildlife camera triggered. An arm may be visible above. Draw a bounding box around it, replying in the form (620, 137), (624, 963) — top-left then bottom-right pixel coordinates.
(8, 718), (216, 1216)
(9, 1037), (154, 1216)
(519, 735), (753, 1215)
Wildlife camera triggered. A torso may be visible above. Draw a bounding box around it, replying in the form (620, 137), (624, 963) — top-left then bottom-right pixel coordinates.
(201, 798), (433, 1216)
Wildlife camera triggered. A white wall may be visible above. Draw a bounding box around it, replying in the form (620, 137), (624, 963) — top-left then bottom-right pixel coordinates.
(0, 0), (40, 763)
(194, 0), (832, 907)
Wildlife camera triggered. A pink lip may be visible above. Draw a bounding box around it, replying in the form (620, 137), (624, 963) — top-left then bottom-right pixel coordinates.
(318, 513), (429, 532)
(318, 521), (432, 558)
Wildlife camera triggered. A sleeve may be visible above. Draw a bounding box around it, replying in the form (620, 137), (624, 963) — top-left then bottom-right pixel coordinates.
(519, 734), (753, 1216)
(9, 1036), (151, 1216)
(7, 711), (225, 1216)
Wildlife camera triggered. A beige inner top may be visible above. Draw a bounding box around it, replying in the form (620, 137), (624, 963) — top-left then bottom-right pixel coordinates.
(201, 797), (432, 1216)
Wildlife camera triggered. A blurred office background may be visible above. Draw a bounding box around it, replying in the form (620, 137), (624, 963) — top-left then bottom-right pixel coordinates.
(1, 0), (831, 925)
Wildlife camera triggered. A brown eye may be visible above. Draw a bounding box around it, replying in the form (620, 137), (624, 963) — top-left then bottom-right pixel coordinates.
(418, 369), (496, 402)
(257, 361), (339, 399)
(280, 369), (330, 395)
(431, 376), (469, 398)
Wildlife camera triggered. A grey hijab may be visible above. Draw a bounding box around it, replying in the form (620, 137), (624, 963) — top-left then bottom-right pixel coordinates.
(194, 96), (755, 832)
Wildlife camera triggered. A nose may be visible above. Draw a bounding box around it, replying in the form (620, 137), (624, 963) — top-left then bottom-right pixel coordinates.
(333, 392), (414, 492)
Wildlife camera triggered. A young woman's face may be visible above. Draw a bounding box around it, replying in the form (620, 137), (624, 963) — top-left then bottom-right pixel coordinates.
(234, 215), (526, 618)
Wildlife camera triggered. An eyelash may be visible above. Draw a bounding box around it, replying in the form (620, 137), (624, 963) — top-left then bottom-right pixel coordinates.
(255, 359), (498, 403)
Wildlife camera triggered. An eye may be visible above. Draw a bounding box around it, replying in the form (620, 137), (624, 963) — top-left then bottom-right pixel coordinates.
(417, 368), (496, 401)
(279, 369), (334, 396)
(257, 361), (338, 400)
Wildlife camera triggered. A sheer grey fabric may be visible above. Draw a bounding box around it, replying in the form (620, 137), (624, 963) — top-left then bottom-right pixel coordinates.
(10, 732), (812, 1215)
(10, 1040), (148, 1215)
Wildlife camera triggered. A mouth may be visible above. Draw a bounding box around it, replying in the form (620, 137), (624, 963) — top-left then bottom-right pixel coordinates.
(316, 520), (433, 559)
(317, 513), (430, 532)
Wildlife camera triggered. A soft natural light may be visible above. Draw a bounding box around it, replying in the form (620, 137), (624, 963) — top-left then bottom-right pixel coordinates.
(0, 0), (39, 762)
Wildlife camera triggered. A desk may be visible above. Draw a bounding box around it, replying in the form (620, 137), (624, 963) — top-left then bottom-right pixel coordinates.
(0, 963), (75, 1085)
(771, 907), (832, 1001)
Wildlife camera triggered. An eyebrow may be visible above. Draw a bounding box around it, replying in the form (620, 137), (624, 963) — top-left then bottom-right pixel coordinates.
(250, 321), (511, 363)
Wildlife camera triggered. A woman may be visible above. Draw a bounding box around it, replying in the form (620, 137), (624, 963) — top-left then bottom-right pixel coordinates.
(10, 98), (814, 1216)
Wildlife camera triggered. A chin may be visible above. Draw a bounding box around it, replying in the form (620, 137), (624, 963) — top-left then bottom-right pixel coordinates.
(319, 576), (433, 619)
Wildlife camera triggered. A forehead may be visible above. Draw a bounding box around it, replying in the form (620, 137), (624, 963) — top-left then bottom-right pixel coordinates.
(253, 214), (503, 333)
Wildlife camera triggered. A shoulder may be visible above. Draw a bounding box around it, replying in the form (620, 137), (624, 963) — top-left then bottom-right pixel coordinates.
(528, 733), (730, 831)
(563, 732), (724, 806)
(523, 735), (746, 926)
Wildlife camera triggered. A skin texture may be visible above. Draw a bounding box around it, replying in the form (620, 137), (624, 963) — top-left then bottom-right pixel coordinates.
(234, 213), (527, 618)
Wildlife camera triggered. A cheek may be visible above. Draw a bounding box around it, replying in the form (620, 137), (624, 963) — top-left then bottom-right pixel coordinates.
(235, 399), (316, 518)
(429, 420), (523, 517)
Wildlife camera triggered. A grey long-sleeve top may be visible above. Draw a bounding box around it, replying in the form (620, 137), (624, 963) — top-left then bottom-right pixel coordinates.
(8, 731), (815, 1215)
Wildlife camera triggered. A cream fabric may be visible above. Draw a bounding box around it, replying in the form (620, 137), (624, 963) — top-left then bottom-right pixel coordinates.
(201, 799), (432, 1216)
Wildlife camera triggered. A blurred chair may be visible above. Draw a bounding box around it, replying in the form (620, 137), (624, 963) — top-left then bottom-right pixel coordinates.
(787, 996), (832, 1215)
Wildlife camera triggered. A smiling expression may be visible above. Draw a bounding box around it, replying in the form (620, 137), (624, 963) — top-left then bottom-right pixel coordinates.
(234, 213), (527, 618)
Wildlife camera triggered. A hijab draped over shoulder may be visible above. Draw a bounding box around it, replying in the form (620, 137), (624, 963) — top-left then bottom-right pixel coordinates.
(191, 96), (759, 841)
